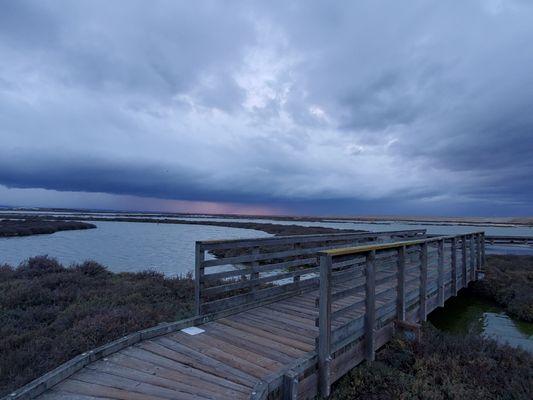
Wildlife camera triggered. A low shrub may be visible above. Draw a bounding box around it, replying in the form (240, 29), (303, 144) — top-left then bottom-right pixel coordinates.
(0, 219), (96, 237)
(0, 256), (194, 397)
(331, 326), (533, 400)
(472, 255), (533, 322)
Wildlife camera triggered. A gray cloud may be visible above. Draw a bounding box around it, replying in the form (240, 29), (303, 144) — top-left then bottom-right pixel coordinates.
(1, 0), (532, 215)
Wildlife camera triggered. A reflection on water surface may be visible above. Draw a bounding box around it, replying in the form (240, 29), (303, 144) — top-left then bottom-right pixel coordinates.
(429, 291), (533, 353)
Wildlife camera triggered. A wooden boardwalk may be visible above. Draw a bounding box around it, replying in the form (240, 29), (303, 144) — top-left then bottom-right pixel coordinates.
(6, 230), (485, 400)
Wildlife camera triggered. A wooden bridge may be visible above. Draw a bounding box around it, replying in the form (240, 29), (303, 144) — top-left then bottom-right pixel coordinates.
(6, 229), (486, 400)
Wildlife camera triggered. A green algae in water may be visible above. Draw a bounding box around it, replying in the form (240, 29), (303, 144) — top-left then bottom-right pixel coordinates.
(429, 290), (533, 353)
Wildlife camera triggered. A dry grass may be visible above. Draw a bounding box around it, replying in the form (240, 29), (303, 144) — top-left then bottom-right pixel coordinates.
(0, 256), (194, 397)
(331, 326), (533, 400)
(472, 254), (533, 322)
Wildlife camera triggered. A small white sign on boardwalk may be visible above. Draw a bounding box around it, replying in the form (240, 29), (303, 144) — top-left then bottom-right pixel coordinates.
(181, 326), (205, 335)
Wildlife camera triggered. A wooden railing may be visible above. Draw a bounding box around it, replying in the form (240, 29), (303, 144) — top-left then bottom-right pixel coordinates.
(316, 232), (485, 396)
(194, 230), (427, 316)
(485, 235), (533, 246)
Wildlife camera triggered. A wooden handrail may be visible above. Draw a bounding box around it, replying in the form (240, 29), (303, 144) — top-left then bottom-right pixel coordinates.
(315, 231), (485, 397)
(195, 229), (428, 316)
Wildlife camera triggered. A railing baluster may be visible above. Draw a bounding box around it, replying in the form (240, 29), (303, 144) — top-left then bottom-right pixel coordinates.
(451, 237), (457, 296)
(283, 371), (299, 400)
(195, 242), (204, 316)
(419, 243), (428, 322)
(437, 239), (444, 307)
(251, 247), (260, 300)
(481, 232), (486, 269)
(476, 233), (481, 279)
(469, 235), (475, 282)
(318, 254), (332, 397)
(462, 236), (467, 288)
(365, 250), (376, 361)
(397, 246), (406, 321)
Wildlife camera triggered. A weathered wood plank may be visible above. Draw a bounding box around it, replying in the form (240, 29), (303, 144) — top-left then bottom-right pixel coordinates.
(419, 243), (428, 322)
(397, 246), (406, 321)
(365, 250), (376, 361)
(437, 239), (444, 307)
(317, 254), (332, 398)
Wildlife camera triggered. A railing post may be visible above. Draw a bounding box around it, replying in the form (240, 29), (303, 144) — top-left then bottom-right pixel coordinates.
(437, 239), (444, 307)
(397, 246), (406, 321)
(419, 242), (428, 322)
(251, 247), (260, 300)
(469, 235), (475, 282)
(461, 236), (467, 288)
(293, 243), (301, 284)
(451, 237), (457, 296)
(365, 250), (376, 361)
(481, 232), (486, 269)
(194, 242), (204, 316)
(475, 233), (482, 279)
(318, 254), (332, 398)
(283, 371), (299, 400)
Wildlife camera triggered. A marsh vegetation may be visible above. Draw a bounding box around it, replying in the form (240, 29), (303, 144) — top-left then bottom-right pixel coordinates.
(0, 218), (96, 237)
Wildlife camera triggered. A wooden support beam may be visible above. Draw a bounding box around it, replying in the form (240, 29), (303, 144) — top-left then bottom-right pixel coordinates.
(394, 320), (421, 342)
(451, 238), (457, 296)
(283, 371), (299, 400)
(318, 254), (332, 398)
(437, 239), (444, 307)
(195, 242), (204, 316)
(419, 243), (428, 322)
(365, 250), (376, 361)
(397, 246), (406, 321)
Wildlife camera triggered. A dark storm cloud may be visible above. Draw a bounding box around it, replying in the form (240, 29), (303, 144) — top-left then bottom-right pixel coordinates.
(1, 0), (532, 215)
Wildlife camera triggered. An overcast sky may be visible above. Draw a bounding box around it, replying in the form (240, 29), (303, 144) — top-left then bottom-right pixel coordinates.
(1, 0), (532, 216)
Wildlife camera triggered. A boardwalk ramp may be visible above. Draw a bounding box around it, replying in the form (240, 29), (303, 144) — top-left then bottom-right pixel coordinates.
(4, 230), (486, 400)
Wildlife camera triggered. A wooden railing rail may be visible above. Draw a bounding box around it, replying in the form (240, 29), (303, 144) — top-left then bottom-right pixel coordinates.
(316, 231), (485, 397)
(485, 235), (533, 246)
(194, 230), (427, 316)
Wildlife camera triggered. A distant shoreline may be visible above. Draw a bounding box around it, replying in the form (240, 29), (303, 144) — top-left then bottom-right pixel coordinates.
(0, 214), (359, 237)
(0, 219), (96, 238)
(1, 208), (531, 227)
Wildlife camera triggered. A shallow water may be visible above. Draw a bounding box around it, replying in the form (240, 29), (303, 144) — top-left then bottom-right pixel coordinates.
(429, 292), (533, 353)
(1, 213), (532, 275)
(0, 221), (270, 276)
(179, 216), (533, 237)
(179, 217), (533, 255)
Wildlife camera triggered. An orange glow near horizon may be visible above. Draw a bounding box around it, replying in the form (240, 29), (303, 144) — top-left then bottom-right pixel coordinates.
(117, 196), (289, 216)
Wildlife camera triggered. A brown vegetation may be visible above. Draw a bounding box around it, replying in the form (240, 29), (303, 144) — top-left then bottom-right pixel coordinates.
(472, 254), (533, 322)
(331, 325), (533, 400)
(0, 257), (194, 397)
(0, 218), (96, 237)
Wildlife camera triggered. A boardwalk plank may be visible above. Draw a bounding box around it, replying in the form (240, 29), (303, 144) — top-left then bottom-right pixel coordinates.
(160, 333), (271, 378)
(139, 340), (257, 388)
(55, 378), (168, 400)
(171, 330), (283, 371)
(229, 313), (316, 346)
(217, 317), (314, 352)
(239, 310), (318, 338)
(209, 322), (305, 358)
(38, 391), (111, 400)
(86, 360), (238, 400)
(118, 347), (249, 395)
(72, 369), (209, 400)
(203, 324), (296, 364)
